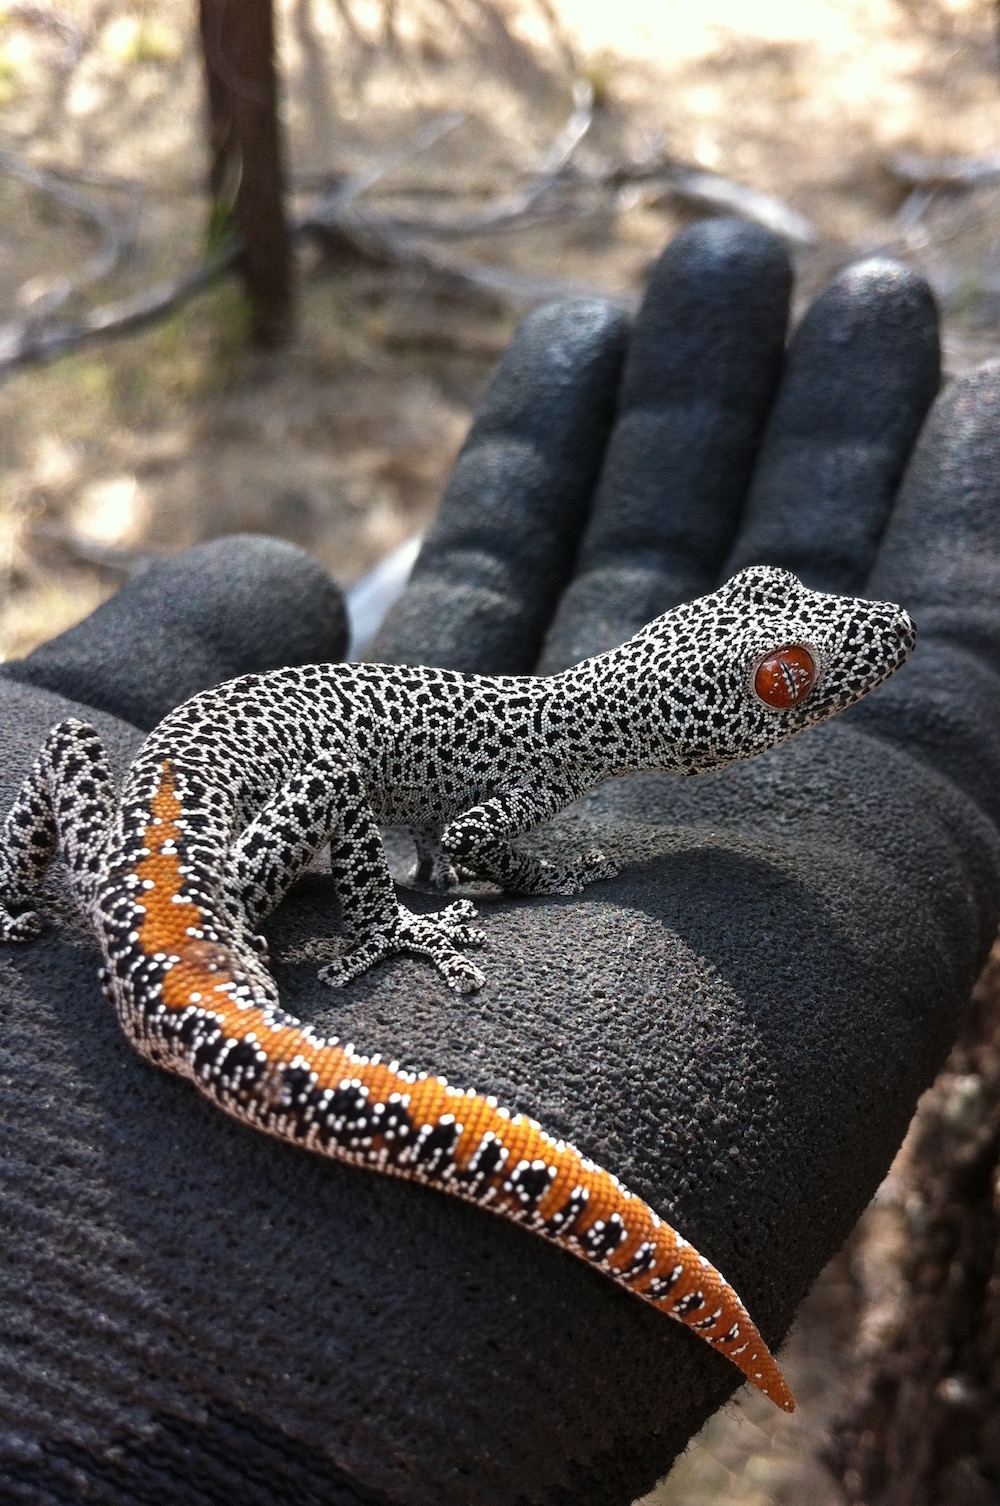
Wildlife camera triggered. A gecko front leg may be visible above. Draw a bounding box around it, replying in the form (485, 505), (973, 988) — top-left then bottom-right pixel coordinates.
(0, 719), (116, 939)
(226, 753), (486, 994)
(441, 785), (619, 896)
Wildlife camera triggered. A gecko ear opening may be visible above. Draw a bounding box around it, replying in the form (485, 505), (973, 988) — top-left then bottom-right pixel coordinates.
(752, 645), (817, 709)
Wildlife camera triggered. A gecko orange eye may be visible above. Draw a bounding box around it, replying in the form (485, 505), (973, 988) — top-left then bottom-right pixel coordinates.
(753, 645), (817, 709)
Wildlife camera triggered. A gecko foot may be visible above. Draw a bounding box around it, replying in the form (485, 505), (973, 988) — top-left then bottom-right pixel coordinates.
(319, 901), (487, 995)
(413, 850), (460, 889)
(511, 850), (621, 896)
(562, 850), (621, 892)
(0, 905), (42, 942)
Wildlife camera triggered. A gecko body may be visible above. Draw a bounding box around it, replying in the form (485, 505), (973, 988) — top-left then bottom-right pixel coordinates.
(0, 566), (916, 1413)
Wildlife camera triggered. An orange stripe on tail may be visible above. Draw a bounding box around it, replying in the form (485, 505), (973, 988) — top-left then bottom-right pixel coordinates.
(127, 762), (793, 1412)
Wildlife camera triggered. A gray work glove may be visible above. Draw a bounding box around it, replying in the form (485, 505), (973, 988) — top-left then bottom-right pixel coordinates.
(2, 219), (996, 1506)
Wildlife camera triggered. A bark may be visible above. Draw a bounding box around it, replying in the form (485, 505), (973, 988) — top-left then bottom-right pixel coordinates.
(198, 0), (293, 346)
(830, 944), (1000, 1506)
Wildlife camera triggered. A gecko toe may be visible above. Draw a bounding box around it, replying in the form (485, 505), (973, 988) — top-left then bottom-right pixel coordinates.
(0, 908), (42, 942)
(438, 953), (486, 993)
(440, 898), (480, 923)
(318, 935), (391, 989)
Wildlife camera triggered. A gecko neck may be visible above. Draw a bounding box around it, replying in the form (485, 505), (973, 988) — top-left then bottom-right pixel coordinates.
(545, 645), (676, 780)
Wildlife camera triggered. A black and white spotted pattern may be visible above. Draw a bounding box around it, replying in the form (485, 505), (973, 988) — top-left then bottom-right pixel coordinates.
(0, 566), (916, 1411)
(0, 566), (915, 996)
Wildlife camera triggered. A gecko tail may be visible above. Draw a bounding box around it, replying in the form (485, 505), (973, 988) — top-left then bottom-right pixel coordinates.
(613, 1209), (794, 1410)
(706, 1311), (795, 1412)
(650, 1246), (795, 1411)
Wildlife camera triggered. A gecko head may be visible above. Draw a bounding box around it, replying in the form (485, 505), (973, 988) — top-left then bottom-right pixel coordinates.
(629, 565), (915, 773)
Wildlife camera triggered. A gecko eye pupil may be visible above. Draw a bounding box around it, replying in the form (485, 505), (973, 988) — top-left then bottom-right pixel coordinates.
(753, 645), (816, 709)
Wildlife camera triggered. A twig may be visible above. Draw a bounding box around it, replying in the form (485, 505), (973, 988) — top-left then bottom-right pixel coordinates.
(311, 215), (633, 308)
(309, 111), (466, 222)
(562, 152), (817, 247)
(11, 159), (148, 194)
(0, 253), (233, 369)
(895, 188), (935, 233)
(0, 111), (460, 374)
(0, 95), (815, 376)
(0, 149), (137, 323)
(298, 88), (625, 308)
(655, 164), (816, 246)
(368, 79), (593, 239)
(891, 150), (1000, 188)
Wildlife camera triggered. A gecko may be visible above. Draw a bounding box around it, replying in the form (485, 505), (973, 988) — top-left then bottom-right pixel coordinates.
(0, 565), (916, 1413)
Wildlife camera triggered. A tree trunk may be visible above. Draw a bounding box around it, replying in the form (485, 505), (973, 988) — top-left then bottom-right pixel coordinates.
(830, 943), (1000, 1506)
(198, 0), (293, 346)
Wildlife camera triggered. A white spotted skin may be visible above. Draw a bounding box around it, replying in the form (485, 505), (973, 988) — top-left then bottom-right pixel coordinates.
(0, 567), (916, 1412)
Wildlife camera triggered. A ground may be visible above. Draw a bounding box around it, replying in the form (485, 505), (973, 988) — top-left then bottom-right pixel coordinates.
(2, 1), (999, 1500)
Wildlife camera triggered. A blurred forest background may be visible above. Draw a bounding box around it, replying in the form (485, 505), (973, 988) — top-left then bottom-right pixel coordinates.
(4, 2), (1000, 1502)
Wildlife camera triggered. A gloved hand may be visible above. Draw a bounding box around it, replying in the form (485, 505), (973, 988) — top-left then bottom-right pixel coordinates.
(3, 219), (998, 1506)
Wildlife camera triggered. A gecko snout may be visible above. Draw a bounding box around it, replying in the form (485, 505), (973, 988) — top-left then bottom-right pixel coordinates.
(868, 600), (917, 667)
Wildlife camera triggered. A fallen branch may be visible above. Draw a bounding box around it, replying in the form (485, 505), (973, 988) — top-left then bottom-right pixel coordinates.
(647, 163), (816, 246)
(0, 149), (138, 326)
(0, 87), (815, 376)
(306, 214), (633, 309)
(0, 101), (610, 375)
(309, 110), (466, 221)
(891, 150), (1000, 188)
(0, 254), (233, 369)
(368, 79), (593, 239)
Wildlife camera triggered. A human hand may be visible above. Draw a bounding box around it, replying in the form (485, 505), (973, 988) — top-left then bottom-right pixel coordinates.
(366, 217), (1000, 1494)
(4, 220), (996, 1506)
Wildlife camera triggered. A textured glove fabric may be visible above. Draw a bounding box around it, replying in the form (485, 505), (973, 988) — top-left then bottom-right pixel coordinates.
(536, 219), (792, 671)
(368, 298), (629, 673)
(0, 533), (348, 730)
(2, 220), (996, 1506)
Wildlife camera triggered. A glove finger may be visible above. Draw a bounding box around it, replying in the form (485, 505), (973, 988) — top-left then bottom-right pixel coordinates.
(0, 536), (347, 731)
(366, 298), (630, 673)
(855, 363), (1000, 829)
(723, 259), (940, 593)
(536, 218), (792, 673)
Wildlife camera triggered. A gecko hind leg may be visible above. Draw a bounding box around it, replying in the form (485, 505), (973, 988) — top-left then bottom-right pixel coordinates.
(0, 719), (116, 939)
(412, 831), (460, 890)
(319, 897), (486, 994)
(225, 755), (486, 994)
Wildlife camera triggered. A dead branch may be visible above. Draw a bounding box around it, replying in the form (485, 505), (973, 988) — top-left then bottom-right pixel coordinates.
(310, 110), (465, 221)
(369, 79), (593, 238)
(891, 149), (1000, 188)
(308, 215), (633, 308)
(0, 255), (233, 370)
(647, 163), (816, 246)
(0, 84), (816, 377)
(0, 148), (138, 324)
